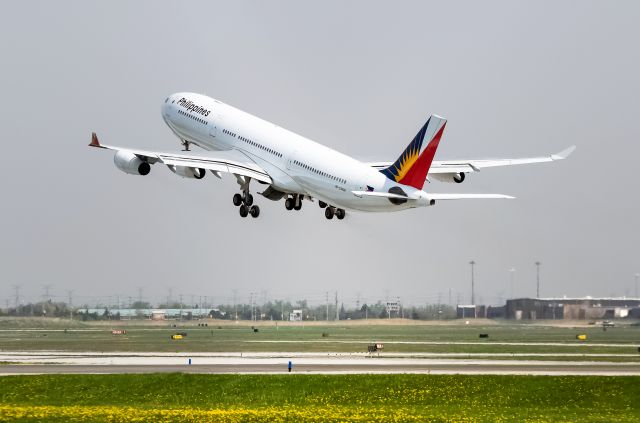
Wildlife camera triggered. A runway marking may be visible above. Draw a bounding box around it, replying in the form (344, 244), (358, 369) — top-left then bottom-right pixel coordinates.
(1, 351), (639, 358)
(247, 340), (640, 348)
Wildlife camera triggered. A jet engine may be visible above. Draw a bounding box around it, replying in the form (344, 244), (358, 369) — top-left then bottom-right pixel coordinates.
(169, 165), (206, 179)
(431, 172), (466, 183)
(114, 151), (151, 175)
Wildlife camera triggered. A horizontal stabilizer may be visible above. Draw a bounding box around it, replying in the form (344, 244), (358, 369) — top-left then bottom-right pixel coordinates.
(428, 193), (515, 200)
(352, 191), (410, 199)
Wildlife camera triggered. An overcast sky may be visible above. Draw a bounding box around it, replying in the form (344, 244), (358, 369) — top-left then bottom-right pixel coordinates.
(1, 1), (639, 308)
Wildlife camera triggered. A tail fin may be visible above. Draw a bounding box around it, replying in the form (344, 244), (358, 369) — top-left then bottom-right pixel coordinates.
(379, 115), (447, 190)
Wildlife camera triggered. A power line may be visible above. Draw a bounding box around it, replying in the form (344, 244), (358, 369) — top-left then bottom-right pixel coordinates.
(325, 291), (329, 322)
(535, 261), (541, 298)
(469, 260), (476, 305)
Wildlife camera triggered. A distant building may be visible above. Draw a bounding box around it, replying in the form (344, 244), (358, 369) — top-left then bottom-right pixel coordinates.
(289, 309), (303, 321)
(151, 310), (166, 320)
(82, 308), (220, 320)
(385, 301), (401, 318)
(457, 305), (482, 318)
(505, 298), (640, 320)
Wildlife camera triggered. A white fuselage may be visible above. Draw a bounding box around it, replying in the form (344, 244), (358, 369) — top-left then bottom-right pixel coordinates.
(161, 92), (430, 212)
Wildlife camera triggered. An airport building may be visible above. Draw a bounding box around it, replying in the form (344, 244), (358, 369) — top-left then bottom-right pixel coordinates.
(456, 305), (505, 319)
(80, 308), (221, 320)
(505, 297), (640, 320)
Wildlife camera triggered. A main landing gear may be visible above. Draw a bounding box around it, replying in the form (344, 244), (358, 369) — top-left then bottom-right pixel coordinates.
(233, 176), (260, 218)
(324, 206), (345, 220)
(284, 194), (303, 211)
(319, 199), (344, 220)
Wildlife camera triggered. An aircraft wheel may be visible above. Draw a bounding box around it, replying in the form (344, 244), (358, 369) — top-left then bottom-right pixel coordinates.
(318, 201), (327, 208)
(325, 207), (334, 220)
(239, 204), (249, 218)
(336, 208), (345, 220)
(244, 193), (254, 206)
(285, 198), (294, 210)
(250, 205), (260, 218)
(233, 193), (243, 206)
(294, 203), (302, 211)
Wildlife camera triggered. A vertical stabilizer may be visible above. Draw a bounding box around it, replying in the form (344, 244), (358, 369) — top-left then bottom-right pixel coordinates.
(379, 115), (447, 189)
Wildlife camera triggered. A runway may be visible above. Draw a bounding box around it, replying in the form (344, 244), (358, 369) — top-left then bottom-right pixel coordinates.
(2, 351), (640, 376)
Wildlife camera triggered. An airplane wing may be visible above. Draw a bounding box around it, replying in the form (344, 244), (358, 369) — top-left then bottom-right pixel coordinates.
(368, 145), (575, 182)
(89, 132), (272, 183)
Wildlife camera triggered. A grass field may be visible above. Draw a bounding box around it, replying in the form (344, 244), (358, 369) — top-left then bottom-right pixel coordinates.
(0, 374), (638, 421)
(1, 318), (639, 356)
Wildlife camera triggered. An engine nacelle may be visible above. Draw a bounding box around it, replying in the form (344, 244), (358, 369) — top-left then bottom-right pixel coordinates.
(261, 185), (286, 201)
(431, 172), (466, 183)
(114, 151), (150, 175)
(169, 165), (206, 179)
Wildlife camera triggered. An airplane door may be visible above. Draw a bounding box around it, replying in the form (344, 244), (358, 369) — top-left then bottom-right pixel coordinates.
(208, 120), (217, 138)
(286, 150), (298, 170)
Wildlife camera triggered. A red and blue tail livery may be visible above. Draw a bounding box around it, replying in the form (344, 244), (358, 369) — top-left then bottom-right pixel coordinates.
(379, 115), (447, 190)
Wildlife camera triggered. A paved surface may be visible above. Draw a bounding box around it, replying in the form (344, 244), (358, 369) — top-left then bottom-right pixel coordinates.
(2, 351), (640, 375)
(2, 363), (640, 375)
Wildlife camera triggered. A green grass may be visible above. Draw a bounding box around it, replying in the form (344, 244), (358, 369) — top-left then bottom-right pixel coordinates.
(0, 374), (639, 421)
(1, 321), (639, 356)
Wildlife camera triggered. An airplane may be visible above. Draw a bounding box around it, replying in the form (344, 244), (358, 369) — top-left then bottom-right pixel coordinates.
(89, 92), (575, 220)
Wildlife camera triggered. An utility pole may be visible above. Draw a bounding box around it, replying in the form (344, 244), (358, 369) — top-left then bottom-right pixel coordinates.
(448, 288), (452, 306)
(325, 291), (329, 321)
(250, 292), (255, 322)
(233, 289), (238, 320)
(535, 261), (541, 298)
(42, 284), (52, 303)
(335, 291), (339, 321)
(510, 268), (516, 299)
(179, 294), (183, 320)
(137, 287), (143, 307)
(12, 285), (20, 308)
(469, 261), (476, 305)
(635, 273), (639, 298)
(66, 290), (73, 319)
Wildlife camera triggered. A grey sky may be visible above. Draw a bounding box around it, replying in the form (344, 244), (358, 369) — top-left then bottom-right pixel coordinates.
(1, 1), (639, 308)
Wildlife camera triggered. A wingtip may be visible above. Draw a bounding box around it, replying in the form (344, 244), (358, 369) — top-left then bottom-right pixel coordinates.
(89, 132), (101, 147)
(552, 145), (576, 160)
